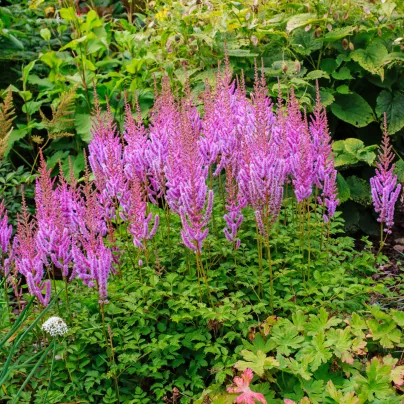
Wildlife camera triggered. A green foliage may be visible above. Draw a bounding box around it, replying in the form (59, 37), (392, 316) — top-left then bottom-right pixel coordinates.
(1, 198), (399, 403)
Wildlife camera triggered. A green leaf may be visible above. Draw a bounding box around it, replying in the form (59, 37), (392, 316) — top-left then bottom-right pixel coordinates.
(22, 61), (36, 92)
(394, 160), (404, 183)
(290, 29), (322, 56)
(323, 26), (355, 42)
(391, 310), (404, 328)
(344, 138), (365, 154)
(75, 110), (92, 142)
(270, 324), (304, 356)
(336, 173), (351, 203)
(305, 307), (341, 336)
(40, 28), (51, 41)
(306, 70), (330, 80)
(60, 7), (77, 22)
(331, 93), (374, 128)
(286, 13), (318, 33)
(336, 85), (352, 94)
(332, 67), (354, 81)
(319, 88), (335, 107)
(235, 350), (279, 376)
(376, 90), (404, 134)
(351, 43), (388, 79)
(227, 49), (259, 57)
(367, 319), (401, 348)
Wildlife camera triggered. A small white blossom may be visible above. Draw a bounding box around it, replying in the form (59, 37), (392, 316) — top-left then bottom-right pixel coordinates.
(42, 316), (68, 337)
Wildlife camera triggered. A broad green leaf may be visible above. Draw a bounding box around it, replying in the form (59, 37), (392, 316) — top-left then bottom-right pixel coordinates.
(306, 70), (330, 80)
(351, 43), (388, 79)
(75, 111), (92, 142)
(376, 90), (404, 134)
(286, 13), (317, 33)
(344, 138), (365, 154)
(305, 307), (341, 336)
(323, 26), (355, 42)
(355, 358), (394, 401)
(326, 380), (359, 404)
(227, 49), (259, 57)
(270, 324), (304, 356)
(336, 173), (351, 203)
(319, 88), (334, 107)
(367, 319), (401, 348)
(308, 331), (332, 371)
(394, 160), (404, 183)
(59, 7), (76, 22)
(332, 67), (353, 80)
(40, 28), (51, 41)
(331, 93), (374, 128)
(334, 153), (358, 167)
(325, 328), (354, 364)
(336, 85), (352, 94)
(391, 310), (404, 328)
(290, 29), (322, 56)
(235, 350), (279, 376)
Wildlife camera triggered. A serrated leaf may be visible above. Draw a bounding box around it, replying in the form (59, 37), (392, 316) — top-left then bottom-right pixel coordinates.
(334, 153), (358, 167)
(391, 310), (404, 328)
(351, 43), (388, 79)
(376, 90), (404, 134)
(367, 319), (401, 348)
(235, 350), (279, 376)
(331, 93), (374, 128)
(291, 29), (322, 56)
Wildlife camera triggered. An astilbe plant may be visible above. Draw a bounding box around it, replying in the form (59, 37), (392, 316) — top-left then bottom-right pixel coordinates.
(370, 113), (401, 251)
(0, 67), (348, 312)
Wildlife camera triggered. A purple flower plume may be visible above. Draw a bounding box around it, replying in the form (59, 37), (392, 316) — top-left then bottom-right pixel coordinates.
(0, 200), (13, 275)
(310, 84), (339, 222)
(370, 114), (401, 233)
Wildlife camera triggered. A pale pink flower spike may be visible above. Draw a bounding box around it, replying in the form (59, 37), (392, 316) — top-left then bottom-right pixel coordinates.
(227, 368), (267, 404)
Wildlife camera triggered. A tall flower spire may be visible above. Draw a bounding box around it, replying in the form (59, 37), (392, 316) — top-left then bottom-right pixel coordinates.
(370, 114), (401, 234)
(310, 83), (339, 222)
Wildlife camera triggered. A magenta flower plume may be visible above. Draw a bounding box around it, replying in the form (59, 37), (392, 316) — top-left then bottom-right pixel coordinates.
(223, 166), (246, 249)
(35, 153), (73, 280)
(123, 100), (149, 187)
(286, 89), (314, 202)
(14, 195), (51, 306)
(72, 235), (112, 304)
(370, 114), (401, 234)
(146, 76), (179, 201)
(238, 64), (285, 235)
(88, 97), (128, 218)
(127, 175), (159, 249)
(227, 369), (267, 404)
(309, 84), (339, 221)
(172, 97), (213, 252)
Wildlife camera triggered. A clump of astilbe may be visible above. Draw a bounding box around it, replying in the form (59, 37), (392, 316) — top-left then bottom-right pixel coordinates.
(237, 64), (285, 311)
(0, 200), (12, 274)
(286, 89), (314, 203)
(127, 175), (159, 252)
(88, 96), (128, 218)
(13, 195), (51, 306)
(370, 114), (401, 240)
(309, 84), (339, 222)
(146, 76), (179, 202)
(35, 153), (73, 280)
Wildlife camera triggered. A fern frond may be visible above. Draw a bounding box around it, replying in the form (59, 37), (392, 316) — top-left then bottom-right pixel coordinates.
(0, 88), (15, 159)
(40, 86), (77, 140)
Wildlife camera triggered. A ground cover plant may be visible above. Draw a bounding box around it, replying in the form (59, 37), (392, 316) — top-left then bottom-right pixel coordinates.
(1, 57), (404, 403)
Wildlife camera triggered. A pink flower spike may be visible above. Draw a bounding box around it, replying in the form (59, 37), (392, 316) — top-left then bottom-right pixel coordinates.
(227, 369), (267, 404)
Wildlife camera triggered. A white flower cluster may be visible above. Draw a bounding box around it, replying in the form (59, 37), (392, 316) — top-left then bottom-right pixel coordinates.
(41, 316), (69, 337)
